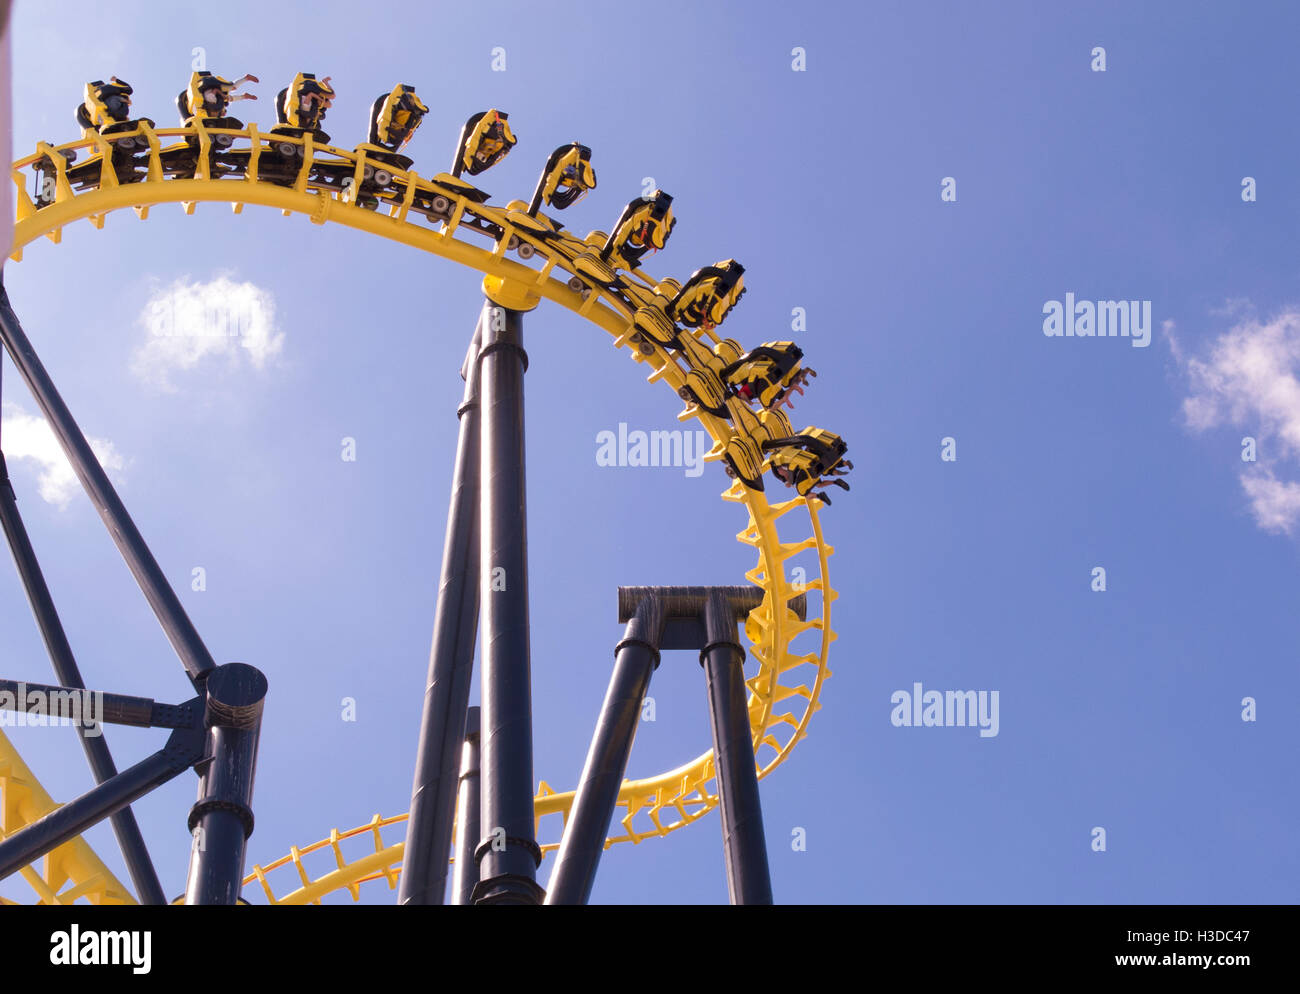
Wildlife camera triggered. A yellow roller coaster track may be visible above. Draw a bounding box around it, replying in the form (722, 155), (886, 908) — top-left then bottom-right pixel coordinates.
(2, 122), (837, 904)
(0, 727), (134, 904)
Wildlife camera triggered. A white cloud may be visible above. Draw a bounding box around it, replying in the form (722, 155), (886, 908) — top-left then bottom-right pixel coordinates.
(1176, 305), (1300, 534)
(132, 276), (283, 391)
(1239, 468), (1300, 536)
(1, 404), (125, 509)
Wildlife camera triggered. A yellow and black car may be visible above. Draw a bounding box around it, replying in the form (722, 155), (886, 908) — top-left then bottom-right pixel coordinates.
(669, 260), (745, 329)
(368, 84), (428, 154)
(272, 72), (335, 143)
(764, 429), (853, 504)
(600, 190), (674, 271)
(452, 109), (516, 177)
(528, 142), (596, 214)
(176, 70), (259, 131)
(722, 342), (815, 411)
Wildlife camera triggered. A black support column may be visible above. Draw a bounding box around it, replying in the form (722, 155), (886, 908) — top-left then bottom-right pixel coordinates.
(611, 585), (795, 905)
(183, 662), (267, 905)
(451, 706), (482, 906)
(399, 323), (483, 905)
(472, 300), (543, 905)
(702, 589), (773, 905)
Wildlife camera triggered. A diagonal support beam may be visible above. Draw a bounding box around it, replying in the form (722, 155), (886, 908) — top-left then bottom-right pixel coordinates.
(399, 320), (483, 905)
(545, 595), (664, 904)
(0, 277), (216, 690)
(0, 351), (165, 903)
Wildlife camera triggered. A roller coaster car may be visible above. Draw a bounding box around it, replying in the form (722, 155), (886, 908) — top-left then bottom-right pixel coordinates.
(601, 190), (675, 271)
(507, 207), (560, 237)
(669, 260), (745, 330)
(428, 174), (491, 207)
(763, 429), (853, 505)
(54, 78), (157, 189)
(571, 251), (618, 288)
(165, 71), (258, 179)
(272, 73), (335, 144)
(622, 276), (688, 350)
(722, 342), (816, 410)
(79, 79), (155, 151)
(529, 143), (596, 213)
(75, 77), (149, 135)
(454, 110), (516, 177)
(252, 74), (337, 187)
(672, 333), (744, 414)
(369, 84), (428, 153)
(339, 144), (415, 209)
(338, 86), (427, 205)
(632, 304), (678, 350)
(679, 367), (729, 416)
(719, 401), (794, 492)
(177, 71), (259, 133)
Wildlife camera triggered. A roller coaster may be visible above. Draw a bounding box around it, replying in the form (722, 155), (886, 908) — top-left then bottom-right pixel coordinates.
(0, 71), (849, 904)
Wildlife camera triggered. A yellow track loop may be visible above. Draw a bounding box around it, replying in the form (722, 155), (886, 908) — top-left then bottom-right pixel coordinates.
(6, 124), (837, 904)
(0, 728), (135, 904)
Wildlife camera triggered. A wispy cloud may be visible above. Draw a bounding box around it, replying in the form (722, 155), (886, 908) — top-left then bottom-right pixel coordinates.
(1, 403), (125, 509)
(132, 276), (283, 391)
(1173, 304), (1300, 534)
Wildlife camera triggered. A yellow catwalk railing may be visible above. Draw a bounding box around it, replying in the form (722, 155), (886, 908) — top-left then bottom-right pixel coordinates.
(2, 121), (837, 903)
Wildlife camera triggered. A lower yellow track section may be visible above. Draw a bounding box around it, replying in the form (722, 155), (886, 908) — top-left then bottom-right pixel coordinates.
(2, 123), (838, 903)
(0, 728), (135, 904)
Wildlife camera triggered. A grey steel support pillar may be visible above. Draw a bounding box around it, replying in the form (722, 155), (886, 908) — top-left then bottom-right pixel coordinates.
(473, 299), (543, 905)
(451, 706), (481, 906)
(399, 324), (483, 905)
(545, 596), (665, 905)
(702, 589), (773, 905)
(183, 662), (267, 905)
(0, 280), (216, 690)
(0, 444), (164, 901)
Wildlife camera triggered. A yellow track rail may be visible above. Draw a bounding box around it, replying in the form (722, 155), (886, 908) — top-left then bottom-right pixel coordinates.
(0, 728), (135, 904)
(2, 123), (837, 903)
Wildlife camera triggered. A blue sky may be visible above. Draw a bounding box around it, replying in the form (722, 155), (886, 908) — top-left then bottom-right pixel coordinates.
(2, 0), (1299, 904)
